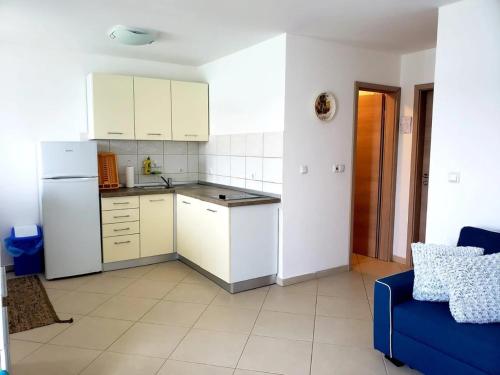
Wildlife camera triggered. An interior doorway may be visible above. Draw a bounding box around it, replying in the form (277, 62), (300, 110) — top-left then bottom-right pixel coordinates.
(350, 82), (401, 263)
(406, 83), (434, 265)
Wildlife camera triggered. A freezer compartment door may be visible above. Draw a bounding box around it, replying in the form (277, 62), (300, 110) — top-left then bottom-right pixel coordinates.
(42, 177), (102, 279)
(39, 141), (98, 178)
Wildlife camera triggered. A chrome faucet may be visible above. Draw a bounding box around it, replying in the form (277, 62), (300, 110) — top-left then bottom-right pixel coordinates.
(160, 176), (173, 188)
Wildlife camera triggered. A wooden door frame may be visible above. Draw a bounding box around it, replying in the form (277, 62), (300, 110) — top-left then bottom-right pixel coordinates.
(350, 82), (401, 267)
(406, 83), (434, 265)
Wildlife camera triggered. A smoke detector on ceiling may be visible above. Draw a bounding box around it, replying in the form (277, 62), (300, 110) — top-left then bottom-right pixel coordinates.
(108, 25), (156, 45)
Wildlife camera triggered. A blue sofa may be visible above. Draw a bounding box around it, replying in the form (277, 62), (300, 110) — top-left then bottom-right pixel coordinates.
(374, 227), (500, 375)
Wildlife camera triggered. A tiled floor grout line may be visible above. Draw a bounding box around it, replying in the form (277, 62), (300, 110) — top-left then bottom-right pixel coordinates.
(232, 286), (271, 374)
(307, 280), (320, 375)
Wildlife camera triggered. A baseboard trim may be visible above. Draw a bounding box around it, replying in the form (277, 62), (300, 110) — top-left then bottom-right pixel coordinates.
(392, 255), (406, 265)
(102, 253), (178, 271)
(276, 265), (349, 286)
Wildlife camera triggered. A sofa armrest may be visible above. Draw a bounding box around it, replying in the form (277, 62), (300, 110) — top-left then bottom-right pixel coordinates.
(373, 270), (414, 358)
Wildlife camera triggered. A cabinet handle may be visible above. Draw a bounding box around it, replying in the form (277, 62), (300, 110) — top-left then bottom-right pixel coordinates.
(114, 240), (131, 245)
(182, 201), (191, 205)
(184, 134), (198, 137)
(113, 202), (129, 205)
(113, 227), (130, 232)
(147, 133), (162, 136)
(206, 208), (217, 213)
(113, 215), (130, 218)
(149, 199), (165, 202)
(107, 132), (124, 135)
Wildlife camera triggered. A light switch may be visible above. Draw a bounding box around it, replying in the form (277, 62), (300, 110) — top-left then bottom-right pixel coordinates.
(448, 172), (460, 183)
(299, 165), (308, 174)
(334, 164), (345, 173)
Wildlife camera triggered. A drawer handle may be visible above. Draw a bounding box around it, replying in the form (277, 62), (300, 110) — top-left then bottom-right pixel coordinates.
(113, 202), (130, 205)
(113, 215), (130, 218)
(206, 208), (217, 213)
(147, 133), (162, 136)
(114, 240), (131, 245)
(113, 227), (130, 232)
(182, 201), (191, 205)
(149, 199), (165, 202)
(107, 132), (124, 135)
(185, 134), (198, 137)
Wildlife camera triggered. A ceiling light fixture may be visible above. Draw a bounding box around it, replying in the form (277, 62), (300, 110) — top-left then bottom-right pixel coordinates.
(108, 25), (156, 45)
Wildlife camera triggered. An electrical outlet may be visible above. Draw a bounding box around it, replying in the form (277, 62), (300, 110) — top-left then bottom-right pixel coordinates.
(334, 164), (345, 173)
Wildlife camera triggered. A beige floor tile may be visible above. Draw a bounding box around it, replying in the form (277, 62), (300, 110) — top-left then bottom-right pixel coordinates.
(109, 322), (188, 358)
(77, 275), (134, 294)
(155, 260), (192, 272)
(314, 316), (373, 348)
(234, 370), (274, 375)
(141, 300), (207, 327)
(385, 358), (423, 374)
(363, 274), (377, 300)
(120, 278), (177, 299)
(356, 260), (403, 278)
(102, 264), (158, 279)
(316, 295), (372, 320)
(165, 283), (220, 304)
(142, 266), (189, 282)
(171, 328), (248, 368)
(195, 305), (259, 334)
(13, 344), (101, 375)
(50, 316), (132, 350)
(262, 288), (317, 315)
(90, 296), (158, 321)
(41, 275), (94, 291)
(311, 342), (386, 375)
(211, 288), (268, 310)
(158, 360), (234, 375)
(317, 272), (366, 299)
(253, 310), (315, 341)
(368, 298), (375, 318)
(10, 313), (82, 343)
(10, 340), (42, 364)
(238, 335), (312, 375)
(271, 279), (318, 295)
(80, 351), (164, 375)
(182, 270), (216, 285)
(51, 291), (111, 315)
(45, 288), (70, 303)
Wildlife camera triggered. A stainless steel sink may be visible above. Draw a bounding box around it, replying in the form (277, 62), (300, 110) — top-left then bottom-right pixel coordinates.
(137, 185), (171, 190)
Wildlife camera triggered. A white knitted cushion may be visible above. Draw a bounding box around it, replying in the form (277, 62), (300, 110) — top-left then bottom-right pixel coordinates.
(411, 243), (483, 301)
(437, 253), (500, 324)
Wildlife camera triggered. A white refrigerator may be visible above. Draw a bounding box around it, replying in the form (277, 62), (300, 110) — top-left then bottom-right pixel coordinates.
(39, 141), (102, 279)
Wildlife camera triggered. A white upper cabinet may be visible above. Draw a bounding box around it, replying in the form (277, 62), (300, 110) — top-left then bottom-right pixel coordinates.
(171, 81), (209, 141)
(134, 77), (172, 140)
(87, 74), (135, 139)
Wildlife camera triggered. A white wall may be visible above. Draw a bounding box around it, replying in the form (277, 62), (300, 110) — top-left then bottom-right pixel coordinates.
(426, 0), (500, 244)
(392, 48), (436, 259)
(281, 34), (401, 279)
(0, 43), (201, 265)
(199, 35), (286, 135)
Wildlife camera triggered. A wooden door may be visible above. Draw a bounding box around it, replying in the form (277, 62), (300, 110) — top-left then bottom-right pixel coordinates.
(134, 77), (172, 140)
(171, 81), (209, 141)
(353, 93), (383, 257)
(418, 90), (433, 241)
(140, 194), (174, 257)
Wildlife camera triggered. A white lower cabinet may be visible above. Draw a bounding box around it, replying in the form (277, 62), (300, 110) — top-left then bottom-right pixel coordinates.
(140, 194), (174, 257)
(103, 234), (140, 263)
(176, 194), (278, 284)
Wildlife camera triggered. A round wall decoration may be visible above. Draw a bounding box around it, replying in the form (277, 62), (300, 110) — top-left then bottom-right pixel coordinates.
(314, 92), (336, 121)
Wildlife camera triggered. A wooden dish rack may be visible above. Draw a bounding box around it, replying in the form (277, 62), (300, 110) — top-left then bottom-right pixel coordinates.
(98, 152), (119, 190)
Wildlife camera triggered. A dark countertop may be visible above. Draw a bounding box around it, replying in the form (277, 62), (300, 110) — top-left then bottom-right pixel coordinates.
(100, 183), (281, 207)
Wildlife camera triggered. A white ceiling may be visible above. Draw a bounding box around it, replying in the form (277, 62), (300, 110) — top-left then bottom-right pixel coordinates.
(1, 0), (457, 66)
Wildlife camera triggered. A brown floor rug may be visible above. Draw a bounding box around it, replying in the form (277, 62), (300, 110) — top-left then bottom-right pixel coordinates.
(6, 275), (73, 334)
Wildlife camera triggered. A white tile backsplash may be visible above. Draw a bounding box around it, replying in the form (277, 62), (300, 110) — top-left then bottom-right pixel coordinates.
(230, 156), (246, 179)
(96, 140), (110, 153)
(164, 141), (187, 155)
(263, 132), (283, 158)
(164, 155), (188, 173)
(246, 180), (263, 191)
(263, 182), (283, 195)
(187, 155), (199, 173)
(206, 155), (217, 175)
(216, 155), (230, 176)
(187, 142), (199, 155)
(230, 177), (246, 188)
(216, 135), (230, 156)
(246, 157), (263, 181)
(138, 140), (163, 154)
(230, 135), (246, 156)
(246, 133), (264, 157)
(110, 140), (138, 154)
(263, 158), (283, 183)
(216, 175), (231, 185)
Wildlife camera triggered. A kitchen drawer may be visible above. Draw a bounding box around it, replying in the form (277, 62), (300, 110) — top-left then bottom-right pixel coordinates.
(101, 208), (139, 224)
(101, 196), (139, 210)
(103, 234), (140, 263)
(102, 221), (140, 238)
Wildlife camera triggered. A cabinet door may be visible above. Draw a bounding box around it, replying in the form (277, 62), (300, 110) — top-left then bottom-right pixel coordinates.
(140, 194), (174, 257)
(103, 234), (140, 263)
(87, 74), (134, 139)
(176, 195), (201, 263)
(171, 81), (209, 141)
(199, 201), (230, 282)
(134, 77), (172, 140)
